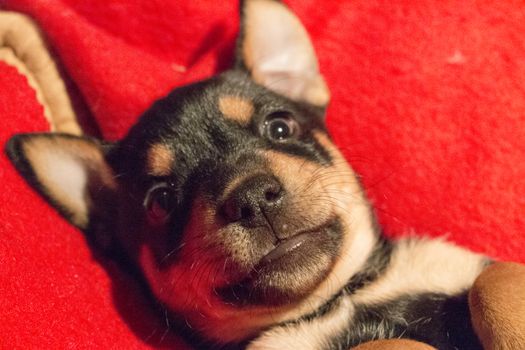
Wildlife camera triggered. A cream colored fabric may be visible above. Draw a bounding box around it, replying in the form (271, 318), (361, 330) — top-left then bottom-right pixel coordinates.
(0, 11), (81, 135)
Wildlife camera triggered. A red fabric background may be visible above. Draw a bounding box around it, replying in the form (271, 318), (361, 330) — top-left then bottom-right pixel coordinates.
(1, 0), (524, 348)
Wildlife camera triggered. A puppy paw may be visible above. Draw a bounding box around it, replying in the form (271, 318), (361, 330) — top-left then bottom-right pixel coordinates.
(469, 262), (525, 350)
(351, 339), (436, 350)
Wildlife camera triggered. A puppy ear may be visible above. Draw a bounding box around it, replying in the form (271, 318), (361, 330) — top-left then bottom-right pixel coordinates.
(5, 133), (117, 233)
(236, 0), (330, 107)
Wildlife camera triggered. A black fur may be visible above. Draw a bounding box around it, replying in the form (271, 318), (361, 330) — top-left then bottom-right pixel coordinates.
(339, 292), (482, 350)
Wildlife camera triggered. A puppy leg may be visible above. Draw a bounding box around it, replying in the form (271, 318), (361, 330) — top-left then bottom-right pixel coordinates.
(351, 339), (436, 350)
(469, 262), (525, 349)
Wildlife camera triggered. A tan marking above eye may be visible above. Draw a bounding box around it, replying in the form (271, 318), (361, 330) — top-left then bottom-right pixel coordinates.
(147, 143), (174, 176)
(218, 95), (255, 125)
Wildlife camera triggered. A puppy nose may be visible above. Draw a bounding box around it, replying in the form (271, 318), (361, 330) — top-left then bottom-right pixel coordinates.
(221, 174), (284, 226)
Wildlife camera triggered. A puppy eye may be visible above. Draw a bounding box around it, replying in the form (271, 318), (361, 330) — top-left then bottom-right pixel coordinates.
(144, 183), (177, 224)
(263, 112), (298, 141)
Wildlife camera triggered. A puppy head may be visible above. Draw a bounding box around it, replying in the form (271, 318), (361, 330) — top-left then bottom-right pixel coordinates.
(6, 0), (378, 343)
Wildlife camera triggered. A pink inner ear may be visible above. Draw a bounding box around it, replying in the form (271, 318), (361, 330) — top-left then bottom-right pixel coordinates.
(28, 145), (89, 226)
(241, 0), (329, 106)
(17, 135), (115, 229)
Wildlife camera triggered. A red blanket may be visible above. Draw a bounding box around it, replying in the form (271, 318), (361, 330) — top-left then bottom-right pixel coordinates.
(1, 0), (525, 348)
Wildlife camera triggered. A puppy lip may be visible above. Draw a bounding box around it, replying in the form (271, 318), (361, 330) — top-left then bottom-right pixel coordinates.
(217, 217), (342, 306)
(259, 232), (312, 265)
(257, 216), (337, 267)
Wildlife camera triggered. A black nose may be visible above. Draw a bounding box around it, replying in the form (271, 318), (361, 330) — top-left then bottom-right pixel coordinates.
(221, 174), (284, 227)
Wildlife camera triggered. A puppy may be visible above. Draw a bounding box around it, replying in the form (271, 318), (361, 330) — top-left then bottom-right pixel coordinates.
(5, 0), (495, 349)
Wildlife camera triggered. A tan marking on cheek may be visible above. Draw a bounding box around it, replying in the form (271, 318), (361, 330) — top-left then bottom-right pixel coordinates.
(263, 150), (331, 220)
(262, 133), (360, 227)
(269, 131), (377, 340)
(218, 95), (254, 125)
(146, 143), (174, 176)
(263, 151), (324, 198)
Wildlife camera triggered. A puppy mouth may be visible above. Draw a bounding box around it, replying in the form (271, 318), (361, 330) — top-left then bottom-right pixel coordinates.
(261, 233), (311, 263)
(257, 224), (329, 268)
(219, 217), (342, 306)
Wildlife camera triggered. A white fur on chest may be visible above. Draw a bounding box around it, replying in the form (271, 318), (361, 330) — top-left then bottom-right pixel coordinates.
(247, 296), (354, 350)
(248, 238), (486, 350)
(352, 238), (486, 305)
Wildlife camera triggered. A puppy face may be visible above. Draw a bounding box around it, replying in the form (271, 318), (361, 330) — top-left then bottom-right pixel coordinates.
(121, 73), (339, 306)
(6, 0), (378, 343)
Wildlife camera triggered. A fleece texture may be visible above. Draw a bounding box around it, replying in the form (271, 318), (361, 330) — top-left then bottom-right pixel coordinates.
(1, 0), (524, 348)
